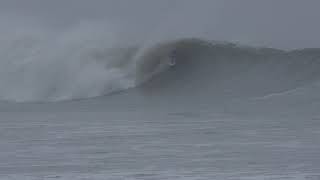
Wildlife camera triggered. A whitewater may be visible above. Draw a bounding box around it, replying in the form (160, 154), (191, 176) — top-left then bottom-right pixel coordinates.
(1, 18), (320, 179)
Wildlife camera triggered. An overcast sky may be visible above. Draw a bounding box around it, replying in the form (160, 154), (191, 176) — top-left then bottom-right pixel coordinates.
(1, 0), (320, 49)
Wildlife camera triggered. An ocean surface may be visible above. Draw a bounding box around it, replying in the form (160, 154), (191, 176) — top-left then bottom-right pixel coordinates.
(1, 34), (320, 179)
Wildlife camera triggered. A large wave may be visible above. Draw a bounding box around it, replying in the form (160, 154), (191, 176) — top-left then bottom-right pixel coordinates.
(1, 19), (320, 103)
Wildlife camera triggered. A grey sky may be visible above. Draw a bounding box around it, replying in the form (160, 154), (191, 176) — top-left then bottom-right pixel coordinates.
(1, 0), (320, 49)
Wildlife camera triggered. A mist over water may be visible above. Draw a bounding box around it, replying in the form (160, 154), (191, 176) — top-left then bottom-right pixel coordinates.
(0, 17), (138, 102)
(0, 8), (215, 102)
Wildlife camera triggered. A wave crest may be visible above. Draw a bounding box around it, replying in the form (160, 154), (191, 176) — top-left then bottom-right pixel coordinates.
(1, 20), (320, 103)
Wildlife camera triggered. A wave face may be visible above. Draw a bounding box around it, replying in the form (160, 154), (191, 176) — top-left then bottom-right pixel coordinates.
(138, 40), (320, 101)
(1, 21), (320, 102)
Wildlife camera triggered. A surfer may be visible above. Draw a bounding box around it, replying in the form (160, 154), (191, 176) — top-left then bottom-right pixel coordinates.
(168, 49), (177, 66)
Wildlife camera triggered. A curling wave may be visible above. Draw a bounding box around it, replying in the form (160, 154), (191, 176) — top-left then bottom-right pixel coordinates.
(0, 22), (320, 103)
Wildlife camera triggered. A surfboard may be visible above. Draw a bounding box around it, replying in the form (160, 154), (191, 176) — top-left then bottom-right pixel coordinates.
(168, 58), (176, 66)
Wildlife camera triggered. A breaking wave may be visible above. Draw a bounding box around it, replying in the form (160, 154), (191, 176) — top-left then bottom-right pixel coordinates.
(1, 20), (320, 103)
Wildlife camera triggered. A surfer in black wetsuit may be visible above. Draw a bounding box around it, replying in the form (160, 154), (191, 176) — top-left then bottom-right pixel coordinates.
(168, 49), (177, 66)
